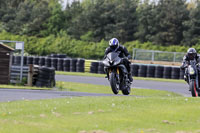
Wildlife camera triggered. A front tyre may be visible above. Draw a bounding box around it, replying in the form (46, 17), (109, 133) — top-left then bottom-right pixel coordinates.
(110, 72), (119, 94)
(190, 80), (198, 97)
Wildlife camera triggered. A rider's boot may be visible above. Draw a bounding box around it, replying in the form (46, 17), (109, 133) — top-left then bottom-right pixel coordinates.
(128, 73), (133, 82)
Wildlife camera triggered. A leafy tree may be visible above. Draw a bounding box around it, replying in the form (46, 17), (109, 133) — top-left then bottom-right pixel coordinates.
(135, 0), (157, 42)
(182, 1), (200, 46)
(153, 0), (189, 45)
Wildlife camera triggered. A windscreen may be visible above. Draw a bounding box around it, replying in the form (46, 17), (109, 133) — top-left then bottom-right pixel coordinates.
(107, 52), (119, 61)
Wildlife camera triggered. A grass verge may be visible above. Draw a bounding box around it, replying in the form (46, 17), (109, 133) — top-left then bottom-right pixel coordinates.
(56, 71), (185, 83)
(1, 96), (200, 133)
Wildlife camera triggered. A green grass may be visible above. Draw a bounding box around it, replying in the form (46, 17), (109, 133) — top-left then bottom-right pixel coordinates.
(1, 96), (200, 133)
(56, 81), (181, 97)
(0, 78), (192, 133)
(56, 71), (185, 83)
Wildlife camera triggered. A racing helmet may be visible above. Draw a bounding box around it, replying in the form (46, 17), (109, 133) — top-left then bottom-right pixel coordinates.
(109, 38), (119, 50)
(187, 48), (197, 60)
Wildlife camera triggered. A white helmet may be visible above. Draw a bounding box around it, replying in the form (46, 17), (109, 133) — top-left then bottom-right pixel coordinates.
(109, 38), (119, 50)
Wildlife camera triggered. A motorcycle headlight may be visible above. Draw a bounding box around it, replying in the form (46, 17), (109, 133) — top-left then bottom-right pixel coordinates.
(103, 60), (110, 67)
(189, 67), (195, 75)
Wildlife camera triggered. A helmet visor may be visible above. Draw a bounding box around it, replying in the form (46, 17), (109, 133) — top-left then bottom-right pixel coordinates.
(110, 45), (118, 50)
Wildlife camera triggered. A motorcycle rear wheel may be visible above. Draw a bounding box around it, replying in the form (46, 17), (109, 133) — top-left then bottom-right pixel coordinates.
(190, 81), (198, 97)
(110, 72), (119, 94)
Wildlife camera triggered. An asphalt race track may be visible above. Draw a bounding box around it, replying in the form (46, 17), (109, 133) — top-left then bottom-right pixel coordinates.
(0, 75), (190, 102)
(55, 75), (190, 97)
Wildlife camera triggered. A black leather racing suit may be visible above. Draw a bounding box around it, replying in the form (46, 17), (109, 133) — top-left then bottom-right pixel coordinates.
(180, 55), (200, 83)
(104, 45), (132, 81)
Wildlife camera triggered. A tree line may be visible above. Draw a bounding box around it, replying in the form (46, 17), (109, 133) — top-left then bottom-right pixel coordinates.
(0, 0), (200, 58)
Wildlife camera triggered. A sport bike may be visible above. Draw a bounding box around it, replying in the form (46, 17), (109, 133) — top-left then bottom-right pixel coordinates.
(103, 51), (132, 95)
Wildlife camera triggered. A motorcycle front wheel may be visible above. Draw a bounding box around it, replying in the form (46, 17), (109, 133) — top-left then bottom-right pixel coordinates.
(110, 72), (119, 94)
(190, 80), (198, 97)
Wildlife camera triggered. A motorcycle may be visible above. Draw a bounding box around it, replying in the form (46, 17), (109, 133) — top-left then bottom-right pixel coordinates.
(186, 60), (200, 97)
(103, 51), (132, 95)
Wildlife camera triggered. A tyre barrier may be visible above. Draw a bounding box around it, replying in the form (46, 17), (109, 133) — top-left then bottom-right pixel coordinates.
(70, 58), (78, 72)
(90, 62), (99, 73)
(138, 65), (147, 77)
(39, 57), (45, 66)
(163, 66), (172, 79)
(155, 66), (164, 78)
(76, 58), (85, 72)
(51, 58), (58, 70)
(33, 57), (40, 65)
(88, 62), (184, 80)
(57, 58), (64, 71)
(27, 56), (33, 65)
(23, 56), (27, 66)
(131, 64), (139, 77)
(98, 62), (105, 74)
(171, 67), (180, 79)
(45, 57), (51, 67)
(14, 56), (21, 65)
(63, 58), (70, 72)
(12, 56), (85, 73)
(147, 65), (155, 78)
(35, 66), (55, 88)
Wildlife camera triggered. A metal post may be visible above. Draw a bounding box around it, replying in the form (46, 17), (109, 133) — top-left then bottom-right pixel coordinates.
(152, 51), (154, 61)
(173, 52), (176, 62)
(20, 42), (24, 82)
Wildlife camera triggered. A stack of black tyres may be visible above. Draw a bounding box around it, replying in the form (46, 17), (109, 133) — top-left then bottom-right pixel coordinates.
(50, 54), (58, 58)
(51, 58), (58, 70)
(98, 62), (105, 74)
(90, 62), (99, 73)
(76, 58), (85, 72)
(171, 67), (180, 79)
(163, 66), (172, 79)
(57, 54), (67, 58)
(39, 57), (45, 66)
(147, 65), (155, 78)
(12, 56), (15, 65)
(23, 56), (27, 66)
(131, 64), (139, 77)
(57, 58), (64, 71)
(63, 58), (70, 71)
(14, 56), (21, 65)
(138, 65), (147, 77)
(70, 58), (77, 72)
(35, 66), (55, 87)
(155, 66), (164, 78)
(27, 56), (33, 65)
(45, 57), (51, 67)
(33, 57), (39, 65)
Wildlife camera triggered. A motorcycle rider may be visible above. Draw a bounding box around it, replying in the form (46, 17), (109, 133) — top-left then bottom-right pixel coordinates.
(104, 38), (133, 82)
(180, 48), (200, 84)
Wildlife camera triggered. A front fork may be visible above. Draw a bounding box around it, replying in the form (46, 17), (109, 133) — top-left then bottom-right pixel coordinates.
(105, 67), (120, 81)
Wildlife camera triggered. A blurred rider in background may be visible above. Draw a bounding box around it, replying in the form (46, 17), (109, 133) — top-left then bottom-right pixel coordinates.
(180, 48), (200, 84)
